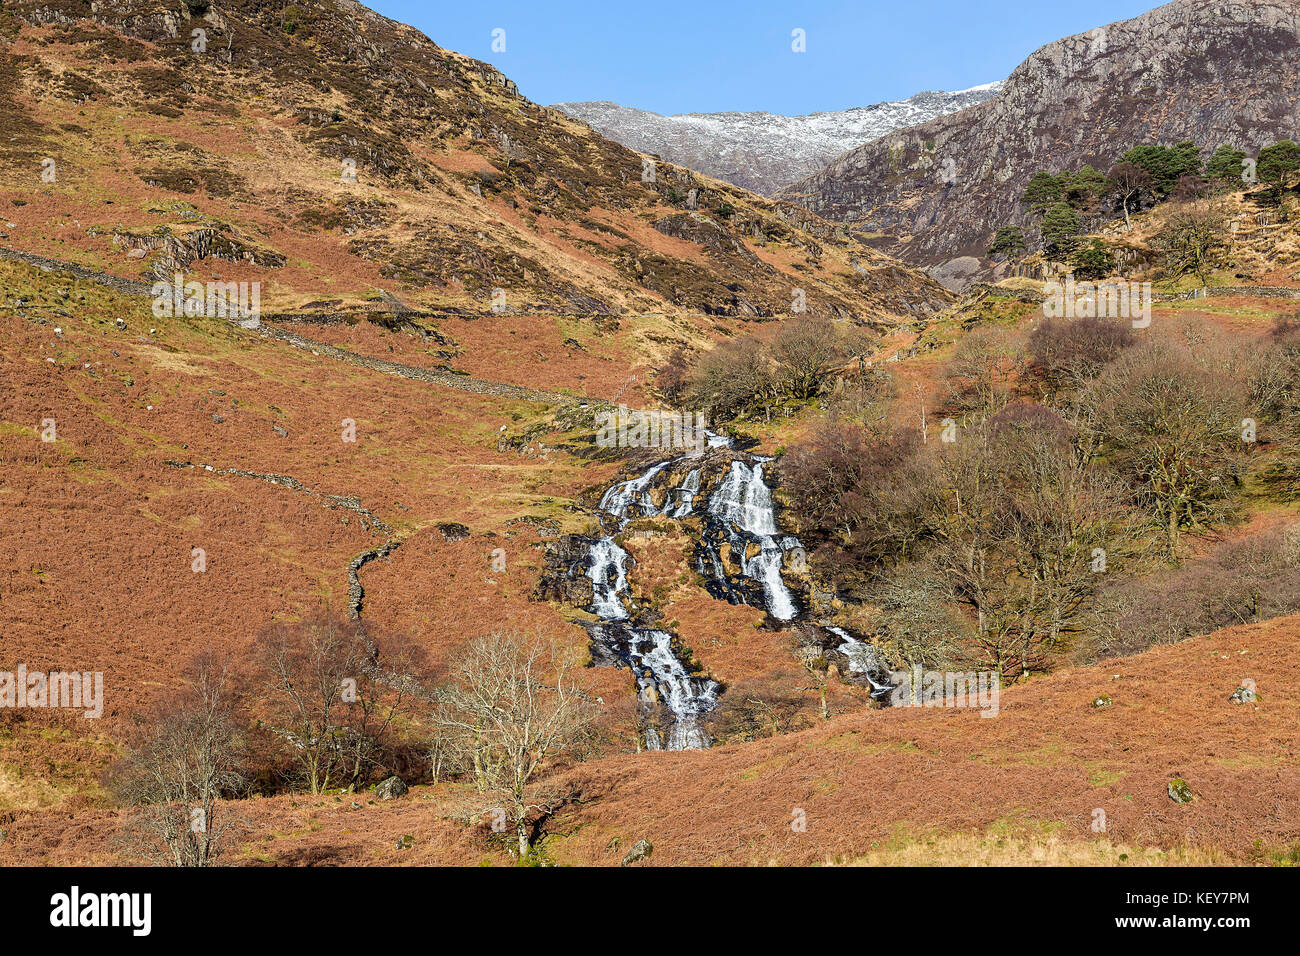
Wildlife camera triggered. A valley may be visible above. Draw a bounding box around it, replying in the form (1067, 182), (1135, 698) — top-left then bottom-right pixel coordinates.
(0, 0), (1297, 878)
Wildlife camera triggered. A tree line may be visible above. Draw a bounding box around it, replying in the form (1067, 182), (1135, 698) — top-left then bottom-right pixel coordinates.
(774, 315), (1300, 679)
(990, 139), (1300, 267)
(111, 618), (597, 865)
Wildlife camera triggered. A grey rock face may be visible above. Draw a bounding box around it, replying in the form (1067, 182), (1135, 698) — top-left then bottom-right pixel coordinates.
(927, 256), (983, 292)
(554, 85), (1001, 196)
(620, 838), (653, 866)
(374, 775), (408, 800)
(779, 0), (1300, 265)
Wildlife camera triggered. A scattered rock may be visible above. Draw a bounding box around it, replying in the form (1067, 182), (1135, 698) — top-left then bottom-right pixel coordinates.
(374, 775), (408, 800)
(272, 424), (288, 437)
(211, 413), (224, 424)
(114, 318), (126, 330)
(437, 521), (471, 542)
(1167, 778), (1194, 804)
(395, 834), (415, 850)
(620, 838), (652, 866)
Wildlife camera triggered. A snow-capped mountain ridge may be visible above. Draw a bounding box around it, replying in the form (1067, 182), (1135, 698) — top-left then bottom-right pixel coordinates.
(553, 83), (1003, 196)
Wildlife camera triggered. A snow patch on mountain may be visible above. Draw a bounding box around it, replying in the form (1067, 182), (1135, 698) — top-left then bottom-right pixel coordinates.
(553, 84), (1003, 196)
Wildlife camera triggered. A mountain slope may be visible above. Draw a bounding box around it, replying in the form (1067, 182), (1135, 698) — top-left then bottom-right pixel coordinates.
(0, 0), (950, 324)
(554, 85), (1002, 196)
(7, 607), (1297, 865)
(778, 0), (1300, 271)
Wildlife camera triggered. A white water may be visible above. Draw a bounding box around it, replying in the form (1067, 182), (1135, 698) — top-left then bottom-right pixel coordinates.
(598, 461), (671, 518)
(708, 460), (779, 535)
(585, 454), (722, 750)
(826, 626), (895, 696)
(670, 469), (700, 517)
(577, 428), (822, 748)
(702, 459), (800, 621)
(586, 537), (631, 620)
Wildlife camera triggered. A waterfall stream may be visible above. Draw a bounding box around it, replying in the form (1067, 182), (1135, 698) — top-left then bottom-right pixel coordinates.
(573, 432), (890, 750)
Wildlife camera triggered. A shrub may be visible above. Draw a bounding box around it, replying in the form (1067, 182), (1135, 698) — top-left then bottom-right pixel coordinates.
(1087, 524), (1300, 658)
(1070, 238), (1114, 279)
(1028, 316), (1135, 394)
(988, 225), (1027, 257)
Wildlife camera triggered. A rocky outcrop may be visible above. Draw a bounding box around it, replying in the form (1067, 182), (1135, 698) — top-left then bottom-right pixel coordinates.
(535, 535), (597, 607)
(779, 0), (1300, 274)
(620, 838), (653, 866)
(111, 225), (285, 274)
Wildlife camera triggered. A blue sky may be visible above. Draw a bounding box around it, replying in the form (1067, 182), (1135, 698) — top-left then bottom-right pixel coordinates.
(369, 0), (1164, 115)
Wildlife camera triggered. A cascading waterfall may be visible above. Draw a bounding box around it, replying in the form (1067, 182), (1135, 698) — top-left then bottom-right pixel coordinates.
(699, 458), (801, 621)
(825, 626), (896, 698)
(670, 469), (700, 518)
(574, 431), (888, 750)
(583, 452), (722, 751)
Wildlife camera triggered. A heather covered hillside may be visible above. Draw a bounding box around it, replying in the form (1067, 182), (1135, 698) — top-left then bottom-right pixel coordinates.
(0, 0), (1297, 878)
(0, 0), (949, 322)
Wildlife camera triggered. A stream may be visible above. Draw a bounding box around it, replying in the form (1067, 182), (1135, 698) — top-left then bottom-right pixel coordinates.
(573, 432), (889, 750)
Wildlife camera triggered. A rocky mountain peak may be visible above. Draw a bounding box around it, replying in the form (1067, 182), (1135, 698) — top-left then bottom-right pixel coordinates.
(778, 0), (1300, 275)
(554, 84), (1002, 196)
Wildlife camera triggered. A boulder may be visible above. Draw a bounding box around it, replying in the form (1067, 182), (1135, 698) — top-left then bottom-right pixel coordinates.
(620, 838), (653, 866)
(374, 775), (408, 800)
(437, 521), (471, 542)
(1229, 684), (1257, 704)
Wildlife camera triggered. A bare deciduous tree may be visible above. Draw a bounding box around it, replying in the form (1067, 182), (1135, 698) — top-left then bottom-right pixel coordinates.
(1155, 200), (1230, 285)
(1108, 161), (1151, 230)
(1079, 329), (1249, 560)
(112, 653), (245, 867)
(944, 327), (1027, 417)
(686, 335), (777, 421)
(256, 612), (423, 794)
(432, 630), (595, 858)
(772, 316), (847, 401)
